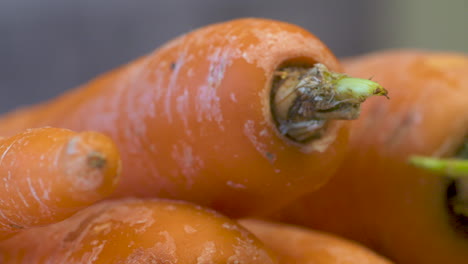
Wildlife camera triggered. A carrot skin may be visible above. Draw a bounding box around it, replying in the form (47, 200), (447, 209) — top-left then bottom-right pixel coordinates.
(0, 18), (350, 217)
(240, 219), (393, 264)
(274, 50), (468, 264)
(0, 199), (278, 264)
(0, 127), (121, 239)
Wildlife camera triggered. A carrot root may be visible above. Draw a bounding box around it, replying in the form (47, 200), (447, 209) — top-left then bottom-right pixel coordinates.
(0, 199), (278, 263)
(0, 128), (121, 238)
(240, 219), (393, 264)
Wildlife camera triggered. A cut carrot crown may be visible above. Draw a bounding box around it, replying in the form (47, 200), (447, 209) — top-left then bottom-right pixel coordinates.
(272, 63), (388, 143)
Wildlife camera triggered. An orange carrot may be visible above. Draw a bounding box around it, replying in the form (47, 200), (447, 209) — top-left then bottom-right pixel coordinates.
(240, 219), (393, 264)
(0, 18), (385, 217)
(0, 127), (121, 239)
(274, 50), (468, 264)
(0, 198), (278, 263)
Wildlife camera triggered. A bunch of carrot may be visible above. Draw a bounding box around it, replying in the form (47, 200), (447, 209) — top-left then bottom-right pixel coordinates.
(0, 17), (465, 263)
(274, 50), (468, 264)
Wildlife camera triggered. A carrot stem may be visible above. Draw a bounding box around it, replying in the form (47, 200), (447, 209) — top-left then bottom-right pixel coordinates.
(409, 156), (468, 217)
(409, 156), (468, 178)
(272, 63), (387, 143)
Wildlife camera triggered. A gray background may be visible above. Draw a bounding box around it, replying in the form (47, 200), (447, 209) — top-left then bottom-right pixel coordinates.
(1, 0), (466, 114)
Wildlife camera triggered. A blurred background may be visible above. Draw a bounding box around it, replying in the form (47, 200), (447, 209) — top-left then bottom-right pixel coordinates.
(0, 0), (466, 114)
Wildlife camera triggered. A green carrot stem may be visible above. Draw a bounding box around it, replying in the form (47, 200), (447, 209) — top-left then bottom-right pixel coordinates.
(409, 156), (468, 178)
(409, 155), (468, 217)
(272, 63), (388, 143)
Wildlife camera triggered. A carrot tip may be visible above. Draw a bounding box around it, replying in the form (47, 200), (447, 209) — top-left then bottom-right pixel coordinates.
(60, 133), (120, 198)
(87, 151), (107, 169)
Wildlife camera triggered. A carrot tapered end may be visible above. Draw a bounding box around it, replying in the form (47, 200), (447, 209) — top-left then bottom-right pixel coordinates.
(60, 131), (121, 202)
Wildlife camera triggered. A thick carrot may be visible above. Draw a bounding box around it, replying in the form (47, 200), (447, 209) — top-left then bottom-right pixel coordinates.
(0, 18), (385, 217)
(0, 198), (278, 263)
(240, 219), (393, 264)
(0, 127), (121, 239)
(274, 50), (468, 263)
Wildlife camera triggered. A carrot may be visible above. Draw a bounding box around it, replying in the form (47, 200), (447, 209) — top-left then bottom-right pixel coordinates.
(240, 219), (393, 264)
(274, 50), (468, 264)
(0, 198), (278, 263)
(0, 127), (121, 239)
(0, 18), (386, 217)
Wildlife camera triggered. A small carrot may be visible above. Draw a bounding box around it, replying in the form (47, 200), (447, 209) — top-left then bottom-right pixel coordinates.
(0, 199), (278, 263)
(240, 219), (393, 264)
(274, 50), (468, 264)
(0, 127), (121, 239)
(0, 18), (385, 217)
